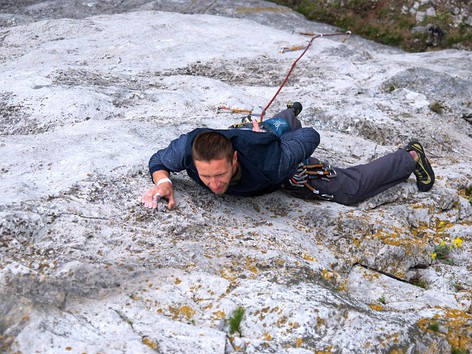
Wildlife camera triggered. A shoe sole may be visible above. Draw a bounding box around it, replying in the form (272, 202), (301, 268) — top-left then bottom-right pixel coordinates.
(408, 141), (435, 192)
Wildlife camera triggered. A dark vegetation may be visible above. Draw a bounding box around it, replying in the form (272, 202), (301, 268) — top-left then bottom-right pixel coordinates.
(269, 0), (471, 52)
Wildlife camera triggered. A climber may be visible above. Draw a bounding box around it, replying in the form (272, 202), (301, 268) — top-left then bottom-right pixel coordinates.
(141, 102), (434, 209)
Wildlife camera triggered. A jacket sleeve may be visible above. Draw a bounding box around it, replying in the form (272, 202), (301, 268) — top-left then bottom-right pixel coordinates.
(148, 133), (189, 180)
(278, 127), (320, 181)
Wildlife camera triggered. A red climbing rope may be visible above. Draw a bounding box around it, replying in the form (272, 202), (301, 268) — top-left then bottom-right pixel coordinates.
(259, 33), (320, 122)
(258, 31), (351, 121)
(259, 0), (389, 121)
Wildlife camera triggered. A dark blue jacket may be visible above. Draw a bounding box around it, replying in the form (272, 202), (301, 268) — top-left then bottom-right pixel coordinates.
(184, 128), (282, 196)
(149, 127), (319, 196)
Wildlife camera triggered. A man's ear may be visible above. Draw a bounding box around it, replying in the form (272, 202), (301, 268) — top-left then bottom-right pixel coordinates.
(232, 151), (238, 165)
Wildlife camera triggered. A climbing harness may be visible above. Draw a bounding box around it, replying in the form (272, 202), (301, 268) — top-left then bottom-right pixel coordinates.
(285, 160), (337, 201)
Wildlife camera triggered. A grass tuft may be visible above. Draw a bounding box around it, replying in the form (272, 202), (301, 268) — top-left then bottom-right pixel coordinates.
(228, 306), (245, 337)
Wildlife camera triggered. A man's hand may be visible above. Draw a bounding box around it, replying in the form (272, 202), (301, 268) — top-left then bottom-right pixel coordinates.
(141, 181), (175, 210)
(142, 171), (176, 210)
(252, 119), (261, 132)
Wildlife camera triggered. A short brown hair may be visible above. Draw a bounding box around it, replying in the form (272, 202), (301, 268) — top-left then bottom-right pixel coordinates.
(192, 131), (234, 162)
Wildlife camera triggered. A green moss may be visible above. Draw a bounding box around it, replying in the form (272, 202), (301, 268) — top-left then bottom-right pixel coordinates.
(433, 243), (450, 260)
(430, 101), (444, 114)
(451, 349), (467, 354)
(427, 321), (439, 331)
(463, 185), (472, 206)
(409, 275), (428, 289)
(465, 186), (472, 196)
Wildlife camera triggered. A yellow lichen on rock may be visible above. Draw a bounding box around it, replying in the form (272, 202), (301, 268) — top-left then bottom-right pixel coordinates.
(369, 304), (384, 311)
(142, 336), (159, 350)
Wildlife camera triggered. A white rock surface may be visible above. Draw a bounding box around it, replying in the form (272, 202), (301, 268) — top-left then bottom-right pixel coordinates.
(1, 1), (472, 353)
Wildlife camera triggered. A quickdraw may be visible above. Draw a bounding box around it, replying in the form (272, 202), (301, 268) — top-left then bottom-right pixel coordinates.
(281, 31), (352, 53)
(280, 45), (307, 53)
(228, 114), (253, 129)
(216, 106), (253, 115)
(287, 161), (337, 201)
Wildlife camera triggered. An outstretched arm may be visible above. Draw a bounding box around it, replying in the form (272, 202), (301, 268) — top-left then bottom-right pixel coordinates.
(142, 133), (188, 210)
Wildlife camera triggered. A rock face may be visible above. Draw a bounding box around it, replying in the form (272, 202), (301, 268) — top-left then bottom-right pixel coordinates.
(1, 1), (472, 353)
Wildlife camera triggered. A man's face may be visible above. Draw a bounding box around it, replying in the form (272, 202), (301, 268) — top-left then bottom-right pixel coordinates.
(194, 152), (238, 195)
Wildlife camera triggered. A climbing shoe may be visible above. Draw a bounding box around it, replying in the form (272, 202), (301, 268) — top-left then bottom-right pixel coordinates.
(405, 141), (435, 192)
(287, 102), (303, 117)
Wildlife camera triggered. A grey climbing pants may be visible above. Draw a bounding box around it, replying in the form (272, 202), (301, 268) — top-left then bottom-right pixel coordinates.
(300, 149), (416, 205)
(272, 109), (417, 205)
(242, 107), (417, 205)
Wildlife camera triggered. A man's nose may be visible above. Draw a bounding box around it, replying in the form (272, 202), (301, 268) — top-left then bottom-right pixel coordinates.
(208, 178), (220, 187)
